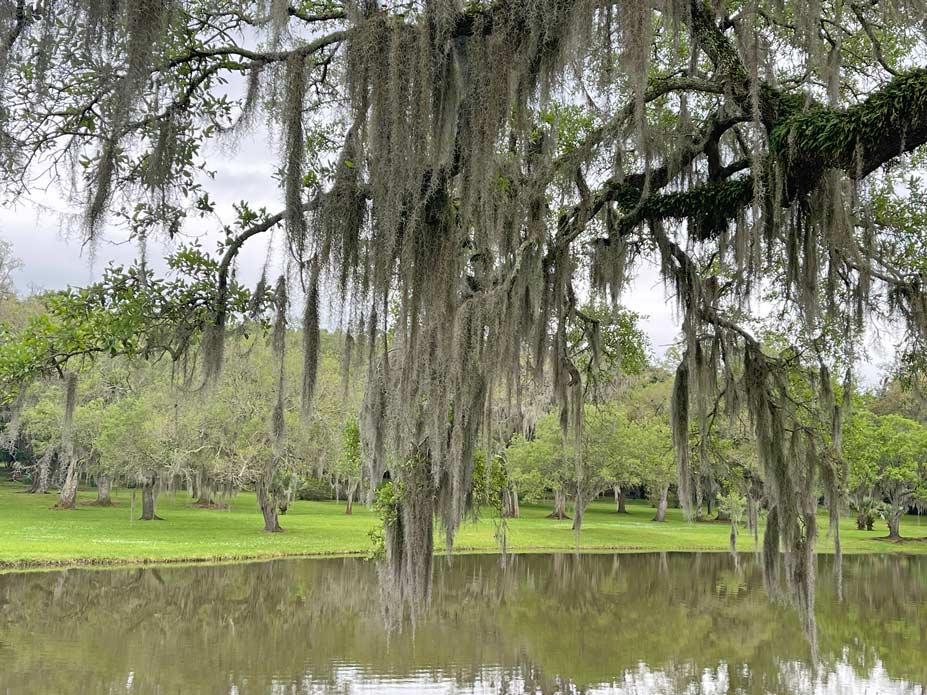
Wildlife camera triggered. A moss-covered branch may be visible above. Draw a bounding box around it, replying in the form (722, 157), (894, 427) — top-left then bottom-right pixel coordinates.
(615, 67), (927, 231)
(691, 1), (927, 202)
(774, 68), (927, 197)
(628, 178), (754, 233)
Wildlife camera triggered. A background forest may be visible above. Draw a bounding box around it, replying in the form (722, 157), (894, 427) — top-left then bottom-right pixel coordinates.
(3, 239), (925, 551)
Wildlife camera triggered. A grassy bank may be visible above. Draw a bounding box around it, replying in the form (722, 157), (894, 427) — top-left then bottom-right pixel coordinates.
(2, 482), (926, 570)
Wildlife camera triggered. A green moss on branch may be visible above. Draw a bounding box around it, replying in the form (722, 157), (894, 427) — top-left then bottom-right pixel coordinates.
(773, 69), (927, 195)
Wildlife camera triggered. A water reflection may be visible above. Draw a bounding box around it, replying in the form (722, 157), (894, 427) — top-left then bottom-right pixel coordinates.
(0, 553), (925, 694)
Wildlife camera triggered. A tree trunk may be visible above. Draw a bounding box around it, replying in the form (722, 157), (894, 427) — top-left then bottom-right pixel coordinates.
(29, 447), (54, 494)
(345, 486), (355, 515)
(695, 478), (704, 522)
(653, 485), (669, 522)
(856, 512), (866, 531)
(95, 475), (112, 506)
(256, 476), (282, 532)
(384, 475), (435, 607)
(548, 489), (569, 520)
(192, 474), (214, 506)
(618, 486), (628, 514)
(140, 478), (162, 521)
(571, 495), (585, 532)
(503, 484), (520, 518)
(57, 456), (81, 509)
(887, 506), (903, 539)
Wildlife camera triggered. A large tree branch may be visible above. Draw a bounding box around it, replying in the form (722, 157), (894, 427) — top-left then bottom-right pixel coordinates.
(212, 200), (318, 336)
(774, 69), (927, 195)
(162, 29), (348, 69)
(689, 1), (927, 198)
(1, 0), (28, 56)
(614, 66), (927, 234)
(689, 0), (800, 129)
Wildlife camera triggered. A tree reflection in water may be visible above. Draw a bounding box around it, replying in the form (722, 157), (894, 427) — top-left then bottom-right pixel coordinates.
(0, 553), (925, 694)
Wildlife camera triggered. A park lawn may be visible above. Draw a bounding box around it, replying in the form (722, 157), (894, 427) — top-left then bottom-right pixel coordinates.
(1, 481), (926, 570)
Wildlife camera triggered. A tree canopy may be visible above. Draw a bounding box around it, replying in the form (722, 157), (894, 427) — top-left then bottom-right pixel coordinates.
(845, 409), (927, 538)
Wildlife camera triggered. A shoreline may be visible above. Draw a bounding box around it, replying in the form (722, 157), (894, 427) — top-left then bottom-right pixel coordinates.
(4, 540), (927, 574)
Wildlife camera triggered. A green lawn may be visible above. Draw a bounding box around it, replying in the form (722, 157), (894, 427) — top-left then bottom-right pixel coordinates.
(2, 482), (926, 570)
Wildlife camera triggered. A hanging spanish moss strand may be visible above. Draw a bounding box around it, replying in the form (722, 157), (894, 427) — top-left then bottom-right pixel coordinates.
(82, 0), (176, 237)
(271, 275), (288, 442)
(260, 275), (288, 533)
(283, 54), (308, 258)
(827, 367), (854, 601)
(301, 258), (320, 413)
(336, 1), (603, 618)
(0, 388), (26, 454)
(671, 355), (693, 518)
(341, 326), (355, 400)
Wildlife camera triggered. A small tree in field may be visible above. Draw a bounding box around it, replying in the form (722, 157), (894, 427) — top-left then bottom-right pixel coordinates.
(506, 417), (571, 521)
(845, 411), (927, 539)
(98, 392), (183, 521)
(336, 420), (362, 515)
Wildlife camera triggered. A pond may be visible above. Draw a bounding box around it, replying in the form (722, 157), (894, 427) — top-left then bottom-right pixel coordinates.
(1, 553), (925, 694)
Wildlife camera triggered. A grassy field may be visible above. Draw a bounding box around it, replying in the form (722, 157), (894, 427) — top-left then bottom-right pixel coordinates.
(2, 482), (926, 570)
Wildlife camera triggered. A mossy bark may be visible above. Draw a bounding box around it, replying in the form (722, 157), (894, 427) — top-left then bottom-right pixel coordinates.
(95, 475), (112, 506)
(653, 485), (669, 522)
(548, 489), (569, 520)
(140, 478), (162, 521)
(887, 507), (904, 540)
(28, 447), (53, 494)
(256, 475), (282, 532)
(345, 484), (356, 515)
(571, 497), (585, 532)
(502, 485), (519, 518)
(615, 485), (628, 514)
(57, 457), (81, 510)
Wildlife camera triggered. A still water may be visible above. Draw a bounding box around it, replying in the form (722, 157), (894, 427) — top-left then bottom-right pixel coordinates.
(0, 553), (925, 694)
